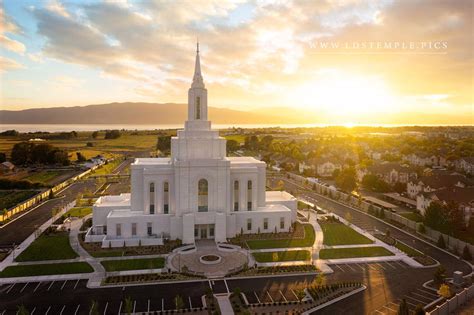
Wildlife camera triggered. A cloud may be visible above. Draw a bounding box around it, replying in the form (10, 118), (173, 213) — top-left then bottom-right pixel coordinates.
(0, 56), (24, 72)
(0, 34), (25, 54)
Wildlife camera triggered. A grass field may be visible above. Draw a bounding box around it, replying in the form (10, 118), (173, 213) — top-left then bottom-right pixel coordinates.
(91, 158), (123, 176)
(101, 257), (165, 271)
(319, 247), (394, 259)
(246, 224), (315, 249)
(15, 232), (78, 262)
(66, 207), (92, 218)
(252, 250), (311, 262)
(24, 171), (62, 184)
(399, 212), (423, 222)
(224, 135), (246, 144)
(0, 262), (93, 277)
(319, 221), (373, 246)
(0, 190), (38, 210)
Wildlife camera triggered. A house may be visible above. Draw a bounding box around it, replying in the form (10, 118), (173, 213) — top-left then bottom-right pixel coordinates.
(0, 161), (15, 174)
(403, 153), (447, 167)
(85, 45), (297, 247)
(417, 187), (474, 224)
(455, 157), (474, 175)
(304, 158), (342, 177)
(358, 162), (418, 184)
(407, 174), (472, 199)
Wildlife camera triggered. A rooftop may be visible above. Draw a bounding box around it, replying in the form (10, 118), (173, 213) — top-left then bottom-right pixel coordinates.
(132, 158), (172, 165)
(265, 190), (297, 202)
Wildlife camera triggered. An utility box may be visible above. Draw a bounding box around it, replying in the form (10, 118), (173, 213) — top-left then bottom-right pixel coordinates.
(453, 271), (464, 286)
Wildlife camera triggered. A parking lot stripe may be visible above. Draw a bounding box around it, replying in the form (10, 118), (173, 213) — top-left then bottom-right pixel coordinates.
(334, 264), (345, 272)
(20, 282), (29, 293)
(373, 310), (385, 314)
(59, 305), (66, 315)
(395, 261), (407, 268)
(162, 298), (164, 311)
(291, 289), (299, 301)
(356, 263), (366, 270)
(417, 288), (438, 298)
(132, 300), (136, 313)
(45, 306), (51, 315)
(117, 301), (122, 315)
(47, 281), (55, 291)
(385, 261), (398, 270)
(147, 299), (150, 313)
(278, 290), (287, 302)
(402, 296), (420, 307)
(6, 283), (15, 294)
(410, 292), (433, 302)
(345, 263), (356, 271)
(33, 282), (41, 292)
(73, 279), (80, 289)
(103, 302), (108, 315)
(61, 280), (67, 290)
(30, 307), (36, 315)
(224, 279), (230, 294)
(254, 291), (261, 304)
(74, 304), (80, 315)
(188, 296), (192, 309)
(266, 291), (274, 303)
(376, 263), (386, 270)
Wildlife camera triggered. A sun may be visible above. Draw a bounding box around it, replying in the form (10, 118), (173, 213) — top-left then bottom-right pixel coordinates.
(289, 70), (396, 117)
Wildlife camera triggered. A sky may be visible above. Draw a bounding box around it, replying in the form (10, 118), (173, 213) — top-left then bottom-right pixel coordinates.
(0, 0), (472, 124)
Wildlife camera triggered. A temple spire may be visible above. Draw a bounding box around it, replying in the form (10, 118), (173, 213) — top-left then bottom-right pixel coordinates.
(192, 40), (204, 88)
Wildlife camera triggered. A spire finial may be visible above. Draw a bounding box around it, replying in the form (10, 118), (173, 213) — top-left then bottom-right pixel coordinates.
(197, 38), (199, 54)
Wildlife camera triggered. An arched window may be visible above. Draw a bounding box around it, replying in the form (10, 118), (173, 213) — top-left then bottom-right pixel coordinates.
(149, 182), (155, 214)
(247, 180), (252, 211)
(233, 180), (239, 211)
(198, 179), (208, 212)
(163, 181), (169, 214)
(195, 97), (201, 120)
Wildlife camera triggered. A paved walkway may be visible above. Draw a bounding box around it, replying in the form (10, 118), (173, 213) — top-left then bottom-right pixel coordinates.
(215, 295), (234, 314)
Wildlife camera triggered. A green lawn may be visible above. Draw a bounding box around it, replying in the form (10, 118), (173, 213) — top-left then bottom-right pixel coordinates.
(15, 232), (78, 262)
(0, 262), (93, 278)
(66, 207), (92, 218)
(0, 190), (38, 210)
(246, 224), (315, 249)
(101, 257), (165, 271)
(320, 222), (373, 246)
(399, 212), (423, 222)
(91, 158), (123, 176)
(24, 171), (62, 184)
(395, 241), (423, 257)
(252, 250), (311, 262)
(319, 247), (394, 259)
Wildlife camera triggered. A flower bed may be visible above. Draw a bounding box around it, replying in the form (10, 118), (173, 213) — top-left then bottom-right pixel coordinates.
(230, 264), (318, 277)
(103, 272), (203, 285)
(307, 282), (363, 304)
(199, 254), (222, 265)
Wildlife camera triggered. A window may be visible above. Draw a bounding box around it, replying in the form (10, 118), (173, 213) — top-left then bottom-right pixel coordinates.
(194, 227), (199, 237)
(131, 223), (137, 236)
(116, 224), (121, 237)
(147, 222), (152, 236)
(163, 181), (169, 214)
(263, 218), (268, 230)
(198, 179), (208, 212)
(247, 180), (252, 210)
(195, 97), (201, 120)
(280, 217), (285, 229)
(233, 180), (239, 211)
(247, 218), (252, 231)
(209, 225), (215, 237)
(149, 182), (155, 214)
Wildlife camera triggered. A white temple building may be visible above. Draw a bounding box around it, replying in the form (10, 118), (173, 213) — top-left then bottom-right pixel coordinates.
(86, 44), (297, 247)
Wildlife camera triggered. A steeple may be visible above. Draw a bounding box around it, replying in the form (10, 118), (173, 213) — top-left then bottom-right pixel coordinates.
(192, 40), (204, 88)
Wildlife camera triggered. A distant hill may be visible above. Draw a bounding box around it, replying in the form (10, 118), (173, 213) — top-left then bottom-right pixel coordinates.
(0, 102), (307, 125)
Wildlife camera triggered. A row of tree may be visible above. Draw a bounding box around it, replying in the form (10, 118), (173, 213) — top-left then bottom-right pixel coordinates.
(11, 142), (70, 166)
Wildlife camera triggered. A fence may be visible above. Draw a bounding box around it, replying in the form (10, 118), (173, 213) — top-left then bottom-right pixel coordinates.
(283, 172), (474, 256)
(1, 167), (94, 223)
(427, 284), (474, 315)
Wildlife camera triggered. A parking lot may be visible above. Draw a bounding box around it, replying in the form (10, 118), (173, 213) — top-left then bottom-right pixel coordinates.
(0, 279), (207, 314)
(372, 285), (439, 315)
(328, 260), (410, 273)
(243, 285), (302, 304)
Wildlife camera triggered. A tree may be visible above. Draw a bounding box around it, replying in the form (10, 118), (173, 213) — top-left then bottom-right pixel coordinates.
(86, 142), (94, 147)
(156, 136), (171, 153)
(226, 139), (239, 153)
(175, 295), (184, 310)
(335, 167), (357, 192)
(104, 130), (121, 139)
(361, 174), (390, 192)
(418, 223), (426, 234)
(424, 202), (451, 234)
(0, 152), (6, 163)
(462, 245), (472, 261)
(437, 235), (446, 249)
(397, 299), (409, 315)
(16, 305), (29, 315)
(123, 296), (133, 315)
(433, 266), (446, 286)
(76, 152), (86, 162)
(245, 135), (259, 150)
(437, 284), (451, 298)
(91, 131), (99, 139)
(414, 304), (425, 315)
(11, 142), (31, 165)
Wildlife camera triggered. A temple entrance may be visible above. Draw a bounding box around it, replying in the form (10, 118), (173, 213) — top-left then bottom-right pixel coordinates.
(194, 224), (215, 239)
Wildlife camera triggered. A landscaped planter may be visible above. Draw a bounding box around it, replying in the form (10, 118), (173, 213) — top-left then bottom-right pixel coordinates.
(199, 254), (222, 265)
